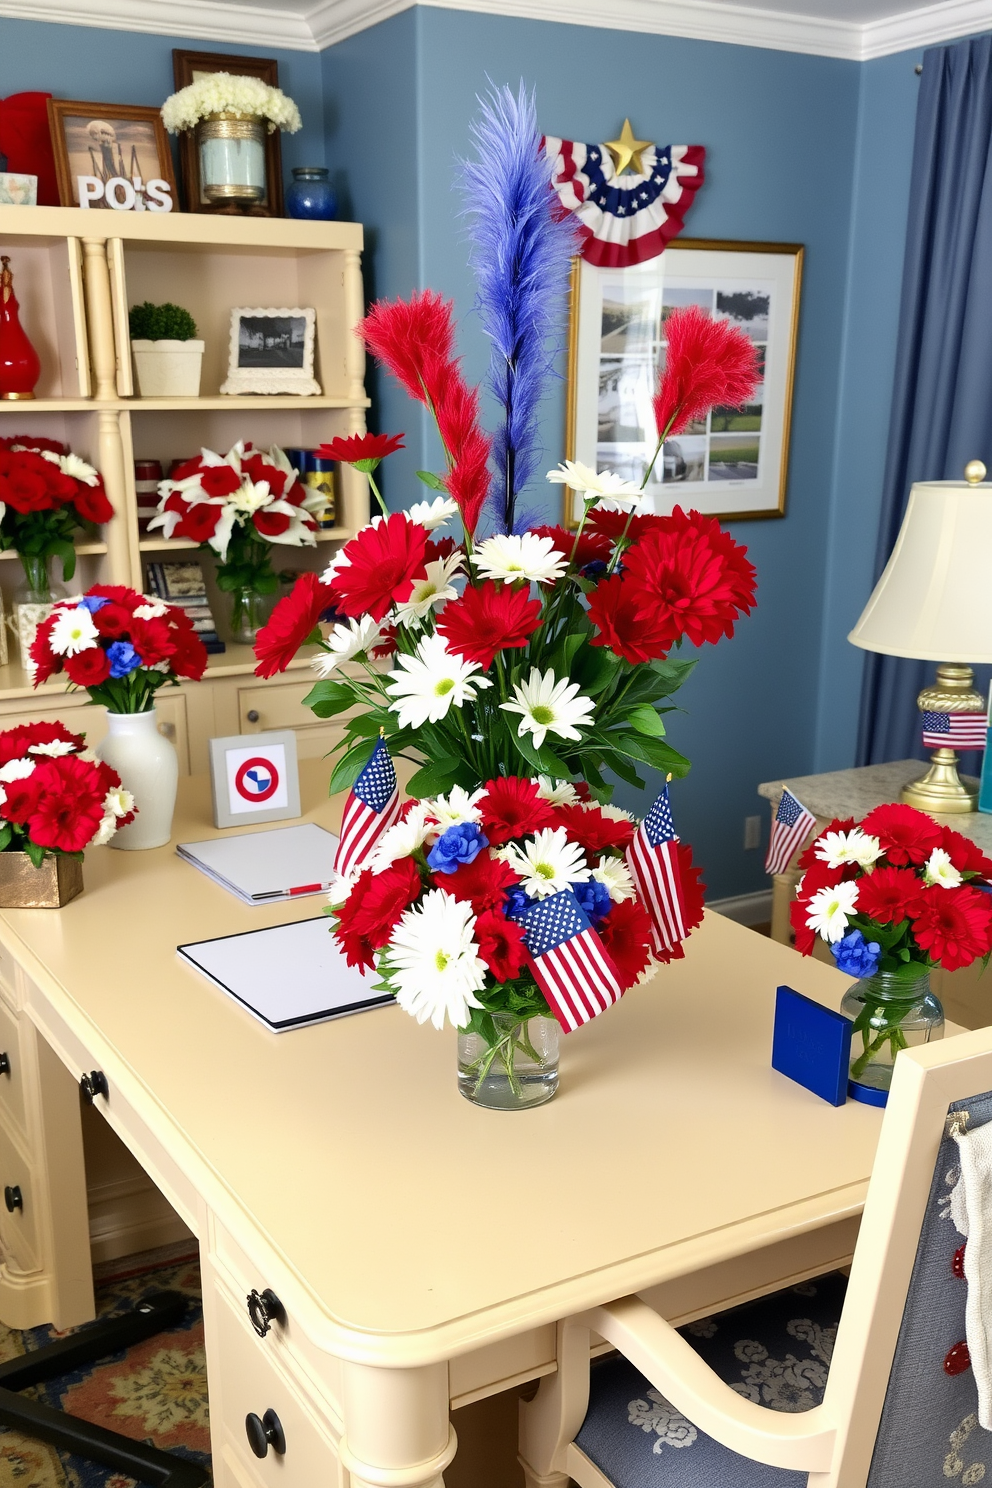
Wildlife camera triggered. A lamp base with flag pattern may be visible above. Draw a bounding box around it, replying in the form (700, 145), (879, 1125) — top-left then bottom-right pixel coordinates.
(902, 664), (986, 816)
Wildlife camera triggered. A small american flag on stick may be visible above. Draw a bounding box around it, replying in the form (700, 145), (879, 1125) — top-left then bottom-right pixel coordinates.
(334, 736), (402, 880)
(516, 889), (623, 1033)
(922, 711), (988, 751)
(764, 788), (816, 876)
(626, 784), (686, 957)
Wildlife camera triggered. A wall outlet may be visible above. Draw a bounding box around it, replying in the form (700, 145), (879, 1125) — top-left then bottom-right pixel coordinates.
(744, 815), (762, 851)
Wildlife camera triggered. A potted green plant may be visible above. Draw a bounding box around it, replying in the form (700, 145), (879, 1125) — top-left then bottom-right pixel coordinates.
(129, 301), (205, 397)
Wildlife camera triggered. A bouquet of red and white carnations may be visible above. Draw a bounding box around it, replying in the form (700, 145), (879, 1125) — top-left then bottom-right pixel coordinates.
(0, 721), (134, 864)
(30, 584), (208, 713)
(0, 434), (114, 588)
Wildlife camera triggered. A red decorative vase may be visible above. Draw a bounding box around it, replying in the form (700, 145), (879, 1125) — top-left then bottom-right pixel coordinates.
(0, 256), (41, 401)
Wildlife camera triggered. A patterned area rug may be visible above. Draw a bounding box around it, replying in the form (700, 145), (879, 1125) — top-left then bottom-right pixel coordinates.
(0, 1248), (210, 1487)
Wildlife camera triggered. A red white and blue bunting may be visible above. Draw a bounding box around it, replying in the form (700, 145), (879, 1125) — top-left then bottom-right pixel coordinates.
(544, 137), (705, 268)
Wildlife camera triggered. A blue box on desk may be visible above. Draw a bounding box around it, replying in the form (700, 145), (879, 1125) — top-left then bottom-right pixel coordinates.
(772, 985), (852, 1106)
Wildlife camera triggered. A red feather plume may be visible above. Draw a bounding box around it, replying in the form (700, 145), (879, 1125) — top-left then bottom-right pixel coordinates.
(653, 305), (760, 440)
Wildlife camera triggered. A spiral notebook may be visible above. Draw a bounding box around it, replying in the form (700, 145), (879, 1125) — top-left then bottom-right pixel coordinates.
(177, 916), (393, 1031)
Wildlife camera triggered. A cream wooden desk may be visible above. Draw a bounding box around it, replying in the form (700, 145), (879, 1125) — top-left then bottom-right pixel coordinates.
(0, 761), (887, 1488)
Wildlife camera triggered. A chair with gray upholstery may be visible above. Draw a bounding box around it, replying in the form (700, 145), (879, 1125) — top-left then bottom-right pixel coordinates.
(519, 1028), (992, 1488)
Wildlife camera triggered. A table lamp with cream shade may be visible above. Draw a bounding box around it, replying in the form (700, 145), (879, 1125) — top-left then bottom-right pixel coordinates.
(848, 460), (992, 814)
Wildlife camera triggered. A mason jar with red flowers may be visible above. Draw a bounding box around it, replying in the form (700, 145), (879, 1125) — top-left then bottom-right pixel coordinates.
(791, 804), (992, 1103)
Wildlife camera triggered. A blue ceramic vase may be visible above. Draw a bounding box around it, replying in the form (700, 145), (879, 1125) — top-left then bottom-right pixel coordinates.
(285, 167), (337, 221)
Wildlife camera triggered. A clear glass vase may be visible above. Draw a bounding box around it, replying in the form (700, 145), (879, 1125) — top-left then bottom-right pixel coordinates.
(227, 586), (272, 646)
(841, 968), (943, 1102)
(13, 554), (64, 675)
(457, 1013), (559, 1111)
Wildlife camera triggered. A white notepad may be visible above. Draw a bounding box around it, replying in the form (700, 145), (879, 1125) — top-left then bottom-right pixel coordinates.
(176, 823), (339, 904)
(177, 917), (393, 1031)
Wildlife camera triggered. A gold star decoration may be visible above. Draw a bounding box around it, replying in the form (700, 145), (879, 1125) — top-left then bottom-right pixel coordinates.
(605, 119), (653, 176)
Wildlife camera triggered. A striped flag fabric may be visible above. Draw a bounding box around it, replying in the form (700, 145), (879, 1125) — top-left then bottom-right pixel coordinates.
(626, 784), (686, 957)
(922, 711), (988, 751)
(516, 889), (624, 1033)
(333, 736), (402, 880)
(764, 788), (817, 876)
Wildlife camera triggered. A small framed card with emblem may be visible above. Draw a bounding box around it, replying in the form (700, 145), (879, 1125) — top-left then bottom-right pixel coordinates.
(208, 730), (301, 829)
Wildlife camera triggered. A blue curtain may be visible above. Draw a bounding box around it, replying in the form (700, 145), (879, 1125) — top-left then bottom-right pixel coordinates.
(856, 35), (992, 767)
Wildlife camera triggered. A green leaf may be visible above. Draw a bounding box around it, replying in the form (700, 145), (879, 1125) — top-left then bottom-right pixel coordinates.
(0, 825), (12, 853)
(405, 754), (463, 799)
(627, 704), (666, 738)
(344, 713), (393, 739)
(328, 738), (376, 796)
(49, 538), (76, 583)
(648, 657), (698, 695)
(509, 727), (571, 779)
(571, 645), (620, 696)
(614, 733), (691, 778)
(604, 752), (646, 790)
(416, 470), (447, 491)
(301, 680), (360, 718)
(24, 839), (46, 869)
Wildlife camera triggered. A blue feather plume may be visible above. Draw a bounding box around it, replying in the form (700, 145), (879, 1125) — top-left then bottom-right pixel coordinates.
(461, 83), (578, 534)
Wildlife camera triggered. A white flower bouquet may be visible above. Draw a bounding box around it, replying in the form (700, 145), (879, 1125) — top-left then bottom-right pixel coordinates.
(161, 74), (302, 134)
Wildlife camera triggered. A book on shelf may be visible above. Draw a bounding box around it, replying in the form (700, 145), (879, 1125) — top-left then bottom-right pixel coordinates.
(145, 560), (225, 654)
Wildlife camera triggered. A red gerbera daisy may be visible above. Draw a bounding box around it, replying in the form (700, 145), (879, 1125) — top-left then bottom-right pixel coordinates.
(64, 646), (111, 687)
(345, 857), (422, 949)
(856, 865), (926, 926)
(197, 463), (242, 498)
(327, 513), (429, 623)
(254, 571), (336, 678)
(315, 433), (405, 471)
(912, 885), (992, 972)
(860, 803), (942, 867)
(937, 825), (992, 881)
(23, 755), (107, 853)
(439, 851), (521, 913)
(474, 908), (529, 982)
(653, 304), (760, 440)
(551, 803), (635, 858)
(598, 898), (655, 989)
(586, 509), (670, 544)
(621, 507), (757, 649)
(586, 575), (672, 665)
(437, 580), (542, 670)
(477, 777), (556, 846)
(530, 524), (612, 573)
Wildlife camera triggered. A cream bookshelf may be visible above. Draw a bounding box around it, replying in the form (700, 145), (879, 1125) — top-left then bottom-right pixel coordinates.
(0, 206), (370, 771)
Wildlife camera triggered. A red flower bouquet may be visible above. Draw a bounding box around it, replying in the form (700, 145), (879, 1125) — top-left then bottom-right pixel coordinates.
(0, 435), (114, 590)
(0, 720), (135, 866)
(791, 806), (992, 1096)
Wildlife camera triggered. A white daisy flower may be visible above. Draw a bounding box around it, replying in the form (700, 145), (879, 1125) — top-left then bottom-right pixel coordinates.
(0, 757), (36, 784)
(386, 631), (491, 730)
(39, 449), (100, 486)
(536, 775), (580, 806)
(103, 786), (134, 819)
(501, 667), (595, 750)
(133, 601), (169, 620)
(814, 828), (882, 871)
(596, 803), (636, 822)
(429, 786), (485, 830)
(805, 880), (860, 943)
(395, 551), (464, 629)
(28, 740), (77, 757)
(924, 847), (963, 889)
(367, 801), (437, 874)
(406, 496), (459, 530)
(49, 604), (99, 656)
(546, 460), (644, 506)
(472, 532), (568, 586)
(310, 615), (383, 679)
(91, 812), (118, 846)
(503, 827), (591, 899)
(327, 867), (362, 907)
(592, 857), (636, 902)
(389, 889), (487, 1030)
(320, 546), (352, 581)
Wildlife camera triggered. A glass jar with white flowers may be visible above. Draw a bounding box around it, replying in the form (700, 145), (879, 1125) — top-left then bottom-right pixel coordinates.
(161, 73), (302, 209)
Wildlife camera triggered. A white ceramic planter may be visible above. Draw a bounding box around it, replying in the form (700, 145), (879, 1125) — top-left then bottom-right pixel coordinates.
(131, 339), (204, 398)
(96, 709), (178, 851)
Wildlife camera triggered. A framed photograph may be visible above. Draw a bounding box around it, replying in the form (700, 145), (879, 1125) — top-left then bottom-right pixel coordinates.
(220, 307), (321, 396)
(565, 239), (804, 523)
(208, 730), (301, 828)
(172, 49), (283, 215)
(47, 99), (177, 210)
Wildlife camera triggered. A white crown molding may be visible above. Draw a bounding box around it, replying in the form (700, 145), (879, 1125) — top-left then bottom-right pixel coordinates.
(0, 0), (989, 63)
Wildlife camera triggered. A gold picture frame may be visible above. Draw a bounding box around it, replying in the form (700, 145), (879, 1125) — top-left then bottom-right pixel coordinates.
(564, 238), (804, 525)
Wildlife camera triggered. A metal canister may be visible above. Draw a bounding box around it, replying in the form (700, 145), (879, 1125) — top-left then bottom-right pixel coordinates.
(285, 447), (337, 530)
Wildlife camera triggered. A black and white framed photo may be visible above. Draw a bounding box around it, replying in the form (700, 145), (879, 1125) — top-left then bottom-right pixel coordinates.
(208, 730), (301, 828)
(565, 239), (803, 523)
(220, 306), (320, 396)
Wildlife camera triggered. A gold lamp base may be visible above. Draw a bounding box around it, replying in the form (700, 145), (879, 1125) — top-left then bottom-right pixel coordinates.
(901, 663), (984, 815)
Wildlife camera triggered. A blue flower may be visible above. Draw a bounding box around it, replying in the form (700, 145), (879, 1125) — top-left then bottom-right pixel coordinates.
(78, 595), (109, 613)
(106, 640), (141, 679)
(504, 884), (535, 918)
(582, 559), (609, 581)
(427, 822), (489, 875)
(574, 877), (612, 924)
(831, 929), (881, 978)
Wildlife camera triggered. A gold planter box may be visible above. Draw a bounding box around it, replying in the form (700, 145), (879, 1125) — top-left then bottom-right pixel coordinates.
(0, 853), (83, 908)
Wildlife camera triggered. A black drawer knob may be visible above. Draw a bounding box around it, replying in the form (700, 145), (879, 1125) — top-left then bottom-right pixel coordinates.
(4, 1185), (22, 1213)
(246, 709), (260, 723)
(246, 1288), (286, 1337)
(0, 1052), (9, 1077)
(80, 1071), (109, 1104)
(245, 1408), (285, 1458)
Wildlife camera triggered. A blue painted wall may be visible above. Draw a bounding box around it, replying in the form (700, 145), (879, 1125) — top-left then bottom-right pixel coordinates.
(0, 19), (326, 185)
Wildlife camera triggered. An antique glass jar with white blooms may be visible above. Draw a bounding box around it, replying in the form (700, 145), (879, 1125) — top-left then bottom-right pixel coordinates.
(161, 73), (301, 209)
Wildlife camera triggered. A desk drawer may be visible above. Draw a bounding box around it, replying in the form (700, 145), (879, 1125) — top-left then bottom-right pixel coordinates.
(211, 1279), (341, 1488)
(237, 681), (360, 761)
(0, 1000), (27, 1139)
(0, 1120), (39, 1271)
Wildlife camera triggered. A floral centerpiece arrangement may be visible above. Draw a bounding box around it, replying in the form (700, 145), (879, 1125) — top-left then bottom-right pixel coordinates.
(791, 804), (992, 1099)
(0, 435), (114, 589)
(30, 585), (208, 852)
(162, 74), (301, 214)
(0, 720), (134, 907)
(252, 85), (761, 1108)
(149, 442), (322, 643)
